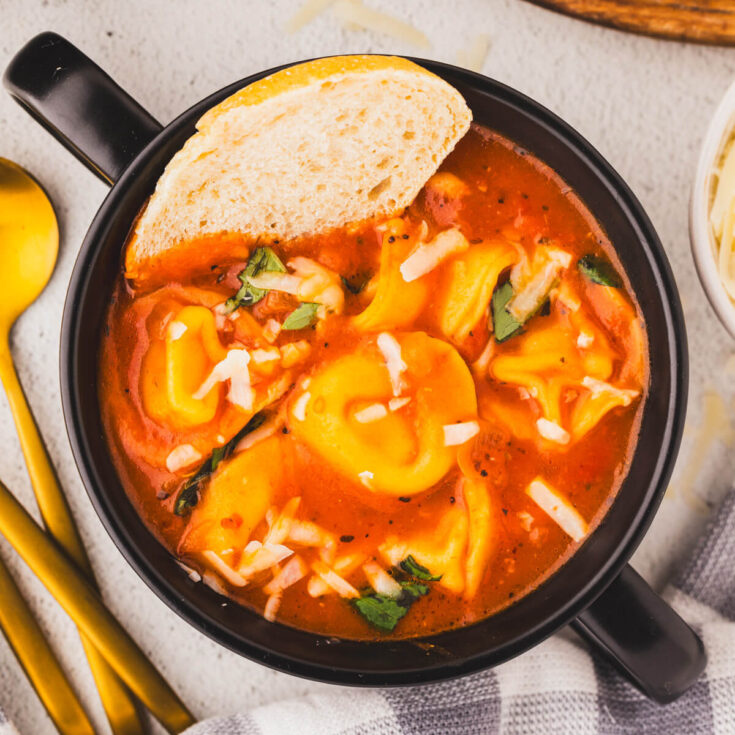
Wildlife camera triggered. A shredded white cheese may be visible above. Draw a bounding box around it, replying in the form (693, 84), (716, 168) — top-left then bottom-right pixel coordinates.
(526, 478), (588, 542)
(399, 227), (469, 282)
(353, 403), (388, 423)
(443, 421), (480, 446)
(235, 419), (279, 453)
(333, 0), (431, 50)
(577, 331), (595, 349)
(292, 391), (311, 422)
(311, 560), (360, 598)
(581, 377), (639, 406)
(247, 271), (303, 294)
(358, 470), (374, 488)
(251, 347), (281, 365)
(262, 319), (282, 344)
(471, 339), (495, 377)
(201, 551), (248, 587)
(286, 0), (336, 33)
(376, 332), (407, 396)
(165, 444), (202, 473)
(363, 561), (402, 598)
(456, 34), (490, 73)
(388, 396), (411, 412)
(168, 321), (188, 341)
(194, 349), (253, 411)
(536, 418), (571, 445)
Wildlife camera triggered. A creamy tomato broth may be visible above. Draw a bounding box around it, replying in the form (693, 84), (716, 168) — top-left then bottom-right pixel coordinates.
(99, 124), (647, 638)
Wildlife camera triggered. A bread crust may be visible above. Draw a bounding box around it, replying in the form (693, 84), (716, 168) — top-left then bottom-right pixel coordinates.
(125, 56), (471, 286)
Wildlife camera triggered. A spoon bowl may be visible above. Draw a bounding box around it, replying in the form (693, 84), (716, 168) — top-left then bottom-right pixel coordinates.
(0, 158), (58, 332)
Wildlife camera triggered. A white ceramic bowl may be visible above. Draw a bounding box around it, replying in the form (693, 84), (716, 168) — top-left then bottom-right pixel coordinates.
(690, 80), (735, 340)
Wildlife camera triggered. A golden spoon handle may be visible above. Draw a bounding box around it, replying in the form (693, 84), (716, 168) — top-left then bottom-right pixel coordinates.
(0, 553), (95, 735)
(0, 342), (143, 735)
(0, 478), (196, 733)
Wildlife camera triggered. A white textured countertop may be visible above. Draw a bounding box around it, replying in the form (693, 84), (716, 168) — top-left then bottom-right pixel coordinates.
(1, 1), (734, 732)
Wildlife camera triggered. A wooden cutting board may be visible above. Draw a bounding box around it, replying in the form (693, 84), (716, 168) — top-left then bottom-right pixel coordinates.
(524, 0), (735, 45)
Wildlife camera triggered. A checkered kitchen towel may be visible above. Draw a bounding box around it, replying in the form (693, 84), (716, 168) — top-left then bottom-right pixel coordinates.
(181, 488), (735, 735)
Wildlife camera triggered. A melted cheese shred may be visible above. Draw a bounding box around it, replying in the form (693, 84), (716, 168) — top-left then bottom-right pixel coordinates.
(526, 478), (588, 543)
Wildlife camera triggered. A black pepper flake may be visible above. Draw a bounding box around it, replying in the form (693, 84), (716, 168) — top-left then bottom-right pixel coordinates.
(508, 592), (515, 598)
(469, 238), (483, 244)
(324, 342), (329, 348)
(502, 508), (508, 515)
(281, 427), (289, 434)
(216, 273), (225, 283)
(364, 533), (370, 538)
(449, 496), (456, 504)
(340, 535), (354, 543)
(388, 519), (393, 524)
(542, 205), (549, 211)
(522, 193), (528, 199)
(469, 330), (474, 337)
(480, 469), (488, 477)
(210, 264), (218, 271)
(388, 236), (395, 243)
(402, 234), (409, 239)
(124, 388), (130, 394)
(398, 496), (411, 503)
(498, 198), (504, 204)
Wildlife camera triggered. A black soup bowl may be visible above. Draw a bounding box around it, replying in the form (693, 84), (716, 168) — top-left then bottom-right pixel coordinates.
(4, 33), (703, 701)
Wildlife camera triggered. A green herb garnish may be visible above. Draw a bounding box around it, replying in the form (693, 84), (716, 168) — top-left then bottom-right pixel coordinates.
(352, 558), (439, 632)
(225, 247), (286, 312)
(173, 412), (267, 516)
(400, 555), (442, 581)
(282, 302), (319, 330)
(353, 581), (430, 632)
(577, 254), (621, 288)
(491, 281), (524, 342)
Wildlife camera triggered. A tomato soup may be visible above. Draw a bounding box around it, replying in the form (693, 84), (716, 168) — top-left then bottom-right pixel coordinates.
(99, 124), (647, 638)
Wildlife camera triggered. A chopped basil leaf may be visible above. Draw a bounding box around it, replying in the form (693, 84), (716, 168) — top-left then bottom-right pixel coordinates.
(400, 555), (442, 581)
(225, 247), (287, 312)
(282, 302), (319, 330)
(353, 595), (408, 632)
(353, 558), (437, 631)
(491, 281), (524, 342)
(400, 581), (430, 598)
(577, 254), (621, 288)
(173, 412), (267, 516)
(353, 581), (431, 632)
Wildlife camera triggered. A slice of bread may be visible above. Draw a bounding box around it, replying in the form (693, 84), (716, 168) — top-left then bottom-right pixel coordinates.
(125, 55), (472, 285)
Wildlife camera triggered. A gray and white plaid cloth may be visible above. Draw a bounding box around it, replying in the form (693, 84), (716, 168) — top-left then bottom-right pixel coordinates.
(1, 492), (733, 735)
(182, 489), (735, 735)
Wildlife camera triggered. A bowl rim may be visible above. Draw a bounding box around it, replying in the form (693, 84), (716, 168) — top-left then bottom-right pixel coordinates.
(690, 78), (735, 341)
(59, 57), (688, 685)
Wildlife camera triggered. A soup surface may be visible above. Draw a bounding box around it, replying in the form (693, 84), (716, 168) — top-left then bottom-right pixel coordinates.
(99, 124), (647, 638)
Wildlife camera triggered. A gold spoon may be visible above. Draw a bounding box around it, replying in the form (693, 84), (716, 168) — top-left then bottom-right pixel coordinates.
(0, 158), (143, 734)
(0, 553), (94, 735)
(0, 478), (195, 733)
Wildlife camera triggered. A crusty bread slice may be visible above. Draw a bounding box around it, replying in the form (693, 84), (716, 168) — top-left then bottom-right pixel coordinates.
(125, 55), (472, 285)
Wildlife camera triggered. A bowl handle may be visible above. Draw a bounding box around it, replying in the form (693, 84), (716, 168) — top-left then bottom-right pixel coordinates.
(571, 564), (706, 703)
(3, 32), (162, 186)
